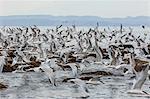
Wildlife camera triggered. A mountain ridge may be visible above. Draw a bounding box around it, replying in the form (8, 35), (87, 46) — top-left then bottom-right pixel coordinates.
(0, 15), (149, 26)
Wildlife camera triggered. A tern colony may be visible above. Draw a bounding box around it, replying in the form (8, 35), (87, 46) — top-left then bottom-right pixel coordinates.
(0, 25), (150, 97)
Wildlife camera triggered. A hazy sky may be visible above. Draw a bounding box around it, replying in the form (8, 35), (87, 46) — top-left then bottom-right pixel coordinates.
(0, 0), (149, 18)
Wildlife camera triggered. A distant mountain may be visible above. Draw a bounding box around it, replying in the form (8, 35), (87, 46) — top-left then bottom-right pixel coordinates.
(0, 15), (149, 26)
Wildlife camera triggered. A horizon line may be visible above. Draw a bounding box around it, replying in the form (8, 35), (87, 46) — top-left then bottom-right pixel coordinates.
(0, 15), (150, 18)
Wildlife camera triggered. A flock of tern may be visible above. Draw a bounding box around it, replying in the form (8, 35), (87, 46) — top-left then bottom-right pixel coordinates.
(0, 25), (150, 97)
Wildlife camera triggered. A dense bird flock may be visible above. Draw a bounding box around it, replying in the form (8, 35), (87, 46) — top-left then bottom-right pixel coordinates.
(0, 25), (150, 97)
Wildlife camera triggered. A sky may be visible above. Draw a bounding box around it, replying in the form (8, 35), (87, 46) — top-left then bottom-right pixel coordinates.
(0, 0), (149, 18)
